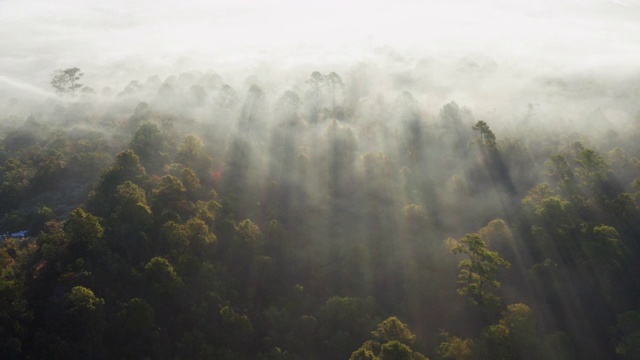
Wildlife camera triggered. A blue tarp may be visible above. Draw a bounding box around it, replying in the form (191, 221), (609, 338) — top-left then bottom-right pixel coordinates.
(1, 230), (28, 239)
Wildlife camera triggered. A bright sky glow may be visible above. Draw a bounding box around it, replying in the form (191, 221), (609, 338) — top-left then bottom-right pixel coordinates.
(1, 0), (639, 91)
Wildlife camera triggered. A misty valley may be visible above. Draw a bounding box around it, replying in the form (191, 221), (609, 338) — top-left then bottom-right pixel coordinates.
(1, 66), (640, 360)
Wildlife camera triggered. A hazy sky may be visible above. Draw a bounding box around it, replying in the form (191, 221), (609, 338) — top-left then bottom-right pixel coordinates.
(1, 0), (640, 93)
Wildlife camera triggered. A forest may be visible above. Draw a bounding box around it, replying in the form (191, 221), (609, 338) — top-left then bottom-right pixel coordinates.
(1, 65), (640, 360)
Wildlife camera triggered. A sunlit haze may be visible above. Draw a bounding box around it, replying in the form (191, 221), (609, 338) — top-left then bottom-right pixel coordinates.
(2, 0), (640, 92)
(3, 1), (640, 359)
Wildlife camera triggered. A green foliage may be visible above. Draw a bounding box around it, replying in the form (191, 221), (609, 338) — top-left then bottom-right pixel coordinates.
(437, 332), (474, 360)
(219, 305), (255, 349)
(152, 174), (194, 222)
(615, 310), (640, 360)
(546, 154), (577, 196)
(499, 304), (538, 350)
(476, 324), (514, 360)
(440, 303), (542, 360)
(0, 242), (32, 359)
(0, 158), (32, 213)
(235, 218), (261, 244)
(113, 298), (159, 359)
(129, 122), (171, 173)
(350, 347), (379, 360)
(68, 286), (104, 313)
(116, 180), (148, 207)
(67, 286), (106, 339)
(163, 218), (217, 263)
(450, 232), (511, 310)
(64, 208), (104, 254)
(380, 340), (412, 360)
(29, 205), (54, 234)
(528, 195), (583, 265)
(258, 346), (297, 360)
(143, 256), (183, 297)
(472, 121), (496, 147)
(118, 297), (155, 334)
(110, 183), (153, 263)
(317, 296), (378, 358)
(3, 69), (640, 360)
(180, 167), (202, 200)
(478, 219), (512, 247)
(350, 317), (428, 360)
(30, 149), (66, 192)
(574, 148), (607, 189)
(0, 210), (28, 233)
(582, 225), (624, 269)
(88, 149), (147, 217)
(372, 316), (416, 346)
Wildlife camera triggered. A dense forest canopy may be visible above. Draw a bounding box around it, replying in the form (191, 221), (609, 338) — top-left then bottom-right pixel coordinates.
(1, 62), (639, 359)
(2, 0), (640, 359)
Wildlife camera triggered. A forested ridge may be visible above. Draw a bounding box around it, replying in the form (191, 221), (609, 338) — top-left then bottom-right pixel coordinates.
(1, 69), (640, 360)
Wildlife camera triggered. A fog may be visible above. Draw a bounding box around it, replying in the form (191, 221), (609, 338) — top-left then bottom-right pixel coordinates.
(2, 0), (640, 88)
(2, 1), (640, 359)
